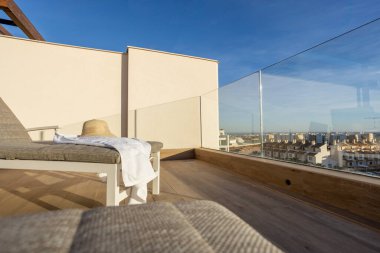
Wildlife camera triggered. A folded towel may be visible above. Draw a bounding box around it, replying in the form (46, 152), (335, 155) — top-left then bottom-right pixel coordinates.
(53, 133), (156, 204)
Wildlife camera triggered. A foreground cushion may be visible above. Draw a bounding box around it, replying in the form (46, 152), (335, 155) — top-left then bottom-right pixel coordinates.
(0, 200), (282, 253)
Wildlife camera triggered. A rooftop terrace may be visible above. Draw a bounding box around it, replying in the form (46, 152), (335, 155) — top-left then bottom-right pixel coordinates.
(1, 2), (380, 252)
(1, 157), (379, 253)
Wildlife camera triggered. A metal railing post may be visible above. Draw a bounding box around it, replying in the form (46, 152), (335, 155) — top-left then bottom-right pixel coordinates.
(259, 70), (264, 157)
(200, 96), (203, 148)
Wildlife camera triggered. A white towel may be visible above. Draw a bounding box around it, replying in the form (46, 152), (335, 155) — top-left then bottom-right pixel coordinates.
(53, 133), (156, 204)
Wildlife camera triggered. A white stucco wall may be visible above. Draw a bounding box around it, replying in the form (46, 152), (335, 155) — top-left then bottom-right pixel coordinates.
(0, 36), (219, 149)
(0, 35), (126, 139)
(127, 47), (219, 149)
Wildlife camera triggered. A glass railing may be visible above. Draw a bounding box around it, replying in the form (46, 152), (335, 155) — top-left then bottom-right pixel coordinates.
(130, 18), (380, 178)
(202, 73), (262, 156)
(201, 18), (380, 178)
(132, 96), (202, 149)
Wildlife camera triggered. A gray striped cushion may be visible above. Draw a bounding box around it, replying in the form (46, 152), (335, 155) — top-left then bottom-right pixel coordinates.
(0, 210), (83, 253)
(0, 201), (282, 253)
(0, 142), (121, 164)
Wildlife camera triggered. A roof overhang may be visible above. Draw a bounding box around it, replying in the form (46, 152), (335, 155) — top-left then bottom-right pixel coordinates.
(0, 0), (44, 40)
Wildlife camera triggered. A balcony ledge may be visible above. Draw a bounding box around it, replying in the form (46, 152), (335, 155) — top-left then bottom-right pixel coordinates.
(195, 148), (380, 229)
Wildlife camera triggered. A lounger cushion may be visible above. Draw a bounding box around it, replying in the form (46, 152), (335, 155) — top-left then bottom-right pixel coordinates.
(0, 98), (32, 142)
(0, 209), (82, 253)
(0, 201), (282, 253)
(0, 142), (121, 164)
(0, 141), (162, 164)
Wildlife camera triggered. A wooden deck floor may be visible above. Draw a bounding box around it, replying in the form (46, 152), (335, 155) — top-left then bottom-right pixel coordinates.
(0, 159), (379, 253)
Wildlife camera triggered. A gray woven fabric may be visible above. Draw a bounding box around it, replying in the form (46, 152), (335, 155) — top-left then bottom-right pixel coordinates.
(174, 201), (282, 253)
(0, 201), (282, 253)
(0, 141), (164, 163)
(0, 209), (83, 253)
(70, 202), (214, 253)
(0, 141), (121, 164)
(0, 98), (31, 142)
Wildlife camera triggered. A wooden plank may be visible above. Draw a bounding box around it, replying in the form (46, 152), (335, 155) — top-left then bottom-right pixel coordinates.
(0, 0), (8, 7)
(160, 159), (380, 253)
(0, 23), (11, 36)
(1, 160), (380, 252)
(195, 148), (380, 228)
(0, 170), (105, 216)
(0, 0), (44, 40)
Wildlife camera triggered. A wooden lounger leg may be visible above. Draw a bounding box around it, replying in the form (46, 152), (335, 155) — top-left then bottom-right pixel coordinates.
(106, 165), (119, 206)
(152, 151), (160, 195)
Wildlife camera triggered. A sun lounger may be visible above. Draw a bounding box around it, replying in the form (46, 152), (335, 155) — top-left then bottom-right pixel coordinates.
(0, 200), (282, 253)
(0, 98), (162, 206)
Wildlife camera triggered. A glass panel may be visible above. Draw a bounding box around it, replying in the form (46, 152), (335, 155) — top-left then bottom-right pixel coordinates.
(203, 72), (261, 156)
(134, 97), (202, 149)
(200, 89), (220, 150)
(261, 19), (380, 177)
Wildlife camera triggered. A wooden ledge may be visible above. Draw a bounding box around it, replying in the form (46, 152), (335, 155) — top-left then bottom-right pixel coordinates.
(195, 148), (380, 229)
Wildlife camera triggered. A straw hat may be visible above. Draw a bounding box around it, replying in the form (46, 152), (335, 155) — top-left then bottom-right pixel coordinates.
(81, 119), (115, 137)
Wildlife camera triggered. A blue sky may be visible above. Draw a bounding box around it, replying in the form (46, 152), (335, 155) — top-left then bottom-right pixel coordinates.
(5, 0), (380, 86)
(216, 16), (380, 133)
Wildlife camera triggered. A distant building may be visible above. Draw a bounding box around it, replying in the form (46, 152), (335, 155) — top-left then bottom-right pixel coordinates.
(337, 133), (347, 143)
(328, 133), (380, 171)
(219, 129), (230, 151)
(316, 133), (325, 144)
(263, 140), (330, 166)
(295, 133), (305, 141)
(219, 129), (238, 152)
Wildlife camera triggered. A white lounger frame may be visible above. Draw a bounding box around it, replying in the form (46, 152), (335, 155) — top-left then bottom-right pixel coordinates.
(0, 151), (160, 206)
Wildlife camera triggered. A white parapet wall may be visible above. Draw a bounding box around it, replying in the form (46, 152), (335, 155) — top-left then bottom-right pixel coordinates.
(0, 35), (126, 139)
(127, 46), (219, 149)
(0, 35), (219, 149)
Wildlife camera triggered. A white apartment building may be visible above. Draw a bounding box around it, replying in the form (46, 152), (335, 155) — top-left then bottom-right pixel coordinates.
(263, 140), (330, 166)
(329, 140), (380, 170)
